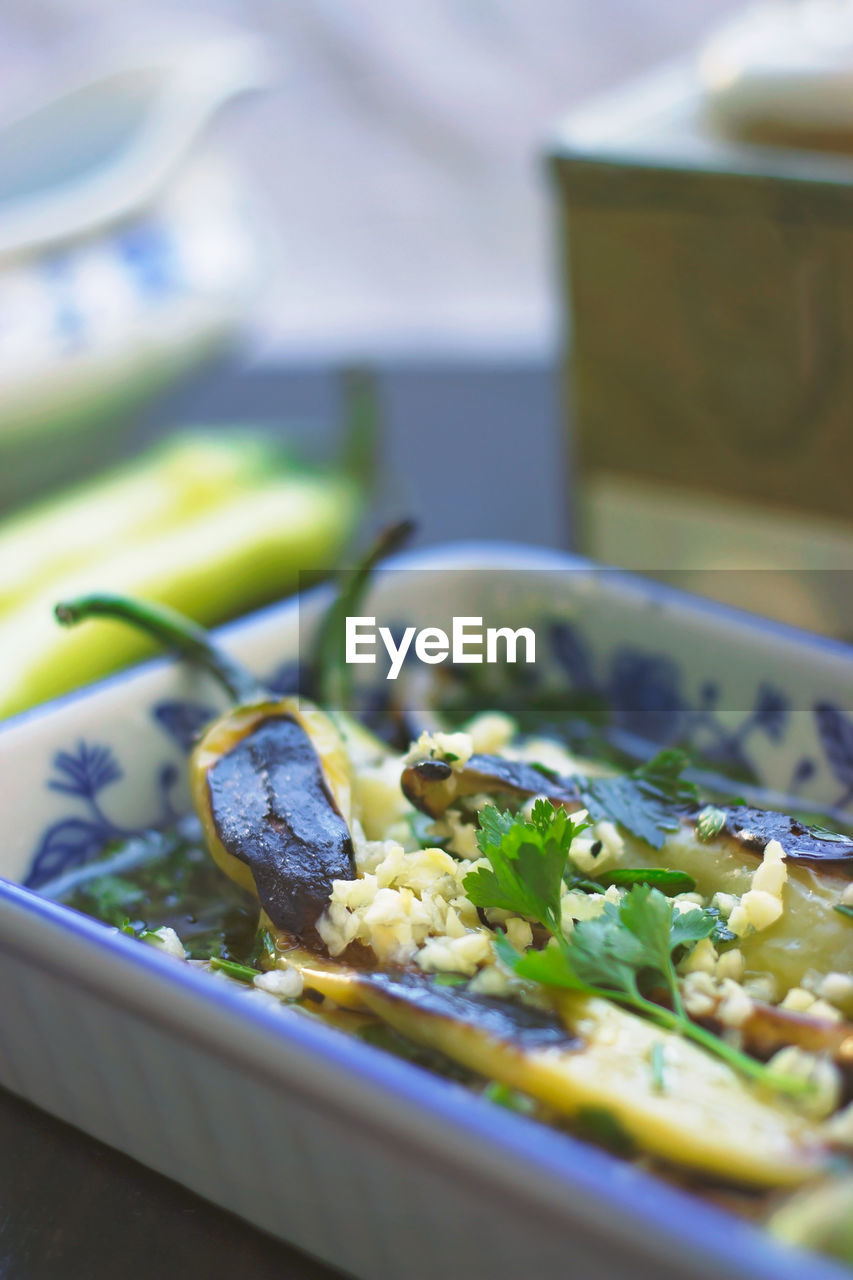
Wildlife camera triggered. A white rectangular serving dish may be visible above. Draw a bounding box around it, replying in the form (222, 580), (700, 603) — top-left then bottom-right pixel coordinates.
(1, 543), (852, 1280)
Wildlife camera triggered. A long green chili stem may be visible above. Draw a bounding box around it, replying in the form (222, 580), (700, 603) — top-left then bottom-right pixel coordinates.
(55, 594), (268, 705)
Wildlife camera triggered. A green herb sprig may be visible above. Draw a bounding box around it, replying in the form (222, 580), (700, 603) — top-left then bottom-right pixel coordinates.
(464, 800), (809, 1097)
(209, 956), (260, 984)
(464, 800), (588, 933)
(576, 749), (697, 850)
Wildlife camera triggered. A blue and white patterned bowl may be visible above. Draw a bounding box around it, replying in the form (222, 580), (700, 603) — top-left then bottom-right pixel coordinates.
(0, 543), (851, 1280)
(0, 23), (270, 507)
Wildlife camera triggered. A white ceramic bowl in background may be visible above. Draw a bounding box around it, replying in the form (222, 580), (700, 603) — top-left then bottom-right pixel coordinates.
(0, 22), (272, 509)
(0, 543), (852, 1280)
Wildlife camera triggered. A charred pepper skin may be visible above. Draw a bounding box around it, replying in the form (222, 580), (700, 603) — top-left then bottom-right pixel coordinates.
(402, 754), (853, 874)
(191, 699), (354, 938)
(401, 753), (579, 818)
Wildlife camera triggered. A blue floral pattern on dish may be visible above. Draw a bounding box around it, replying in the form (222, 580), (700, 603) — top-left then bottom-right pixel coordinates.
(153, 700), (217, 753)
(606, 649), (684, 744)
(546, 619), (794, 778)
(814, 702), (853, 808)
(47, 742), (123, 799)
(26, 741), (176, 888)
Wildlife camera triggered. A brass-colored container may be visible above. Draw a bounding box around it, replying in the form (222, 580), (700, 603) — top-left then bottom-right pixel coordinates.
(549, 64), (853, 637)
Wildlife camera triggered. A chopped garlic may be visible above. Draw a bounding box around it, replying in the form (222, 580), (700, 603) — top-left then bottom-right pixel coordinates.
(415, 931), (493, 976)
(468, 963), (515, 997)
(464, 712), (517, 754)
(715, 948), (744, 982)
(593, 820), (624, 862)
(505, 917), (533, 951)
(509, 735), (577, 776)
(561, 889), (607, 928)
(751, 859), (787, 897)
(743, 974), (778, 1003)
(682, 937), (718, 975)
(682, 970), (717, 1018)
(440, 812), (481, 860)
(711, 892), (738, 921)
(254, 967), (304, 999)
(822, 1100), (853, 1146)
(403, 730), (473, 772)
(808, 999), (844, 1024)
(818, 972), (853, 1014)
(727, 839), (788, 937)
(728, 889), (783, 936)
(717, 979), (754, 1029)
(672, 895), (705, 915)
(144, 926), (186, 960)
(350, 820), (400, 874)
(780, 987), (815, 1014)
(766, 1047), (841, 1119)
(567, 834), (598, 874)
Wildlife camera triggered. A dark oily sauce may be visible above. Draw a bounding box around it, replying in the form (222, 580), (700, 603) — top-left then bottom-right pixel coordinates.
(41, 816), (258, 963)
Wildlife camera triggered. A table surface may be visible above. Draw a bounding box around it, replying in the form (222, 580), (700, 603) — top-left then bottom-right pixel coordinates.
(0, 356), (565, 1280)
(0, 1089), (339, 1280)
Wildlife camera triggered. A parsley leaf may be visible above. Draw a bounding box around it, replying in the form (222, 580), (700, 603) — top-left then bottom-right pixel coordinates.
(577, 750), (698, 849)
(707, 908), (736, 943)
(696, 805), (727, 841)
(249, 926), (277, 969)
(482, 1080), (538, 1115)
(464, 799), (589, 931)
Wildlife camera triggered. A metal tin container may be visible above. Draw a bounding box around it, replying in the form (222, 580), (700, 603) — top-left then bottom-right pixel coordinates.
(549, 62), (853, 638)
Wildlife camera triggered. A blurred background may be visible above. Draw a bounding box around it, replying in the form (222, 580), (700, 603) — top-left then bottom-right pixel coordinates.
(4, 0), (853, 719)
(9, 2), (853, 1274)
(0, 0), (742, 361)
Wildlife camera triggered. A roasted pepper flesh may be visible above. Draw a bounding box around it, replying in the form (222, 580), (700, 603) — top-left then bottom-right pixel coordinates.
(277, 945), (826, 1189)
(192, 699), (354, 936)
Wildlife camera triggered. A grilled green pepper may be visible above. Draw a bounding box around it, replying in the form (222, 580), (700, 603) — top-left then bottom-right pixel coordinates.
(56, 593), (354, 939)
(2, 470), (359, 719)
(0, 434), (279, 617)
(54, 522), (413, 929)
(276, 945), (827, 1189)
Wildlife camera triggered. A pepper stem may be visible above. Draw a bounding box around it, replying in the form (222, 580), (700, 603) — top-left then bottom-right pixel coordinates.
(315, 518), (415, 709)
(55, 594), (268, 705)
